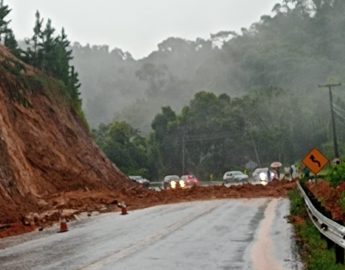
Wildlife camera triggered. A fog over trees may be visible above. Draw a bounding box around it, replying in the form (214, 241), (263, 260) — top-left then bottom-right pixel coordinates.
(71, 0), (345, 177)
(74, 0), (345, 132)
(4, 0), (345, 178)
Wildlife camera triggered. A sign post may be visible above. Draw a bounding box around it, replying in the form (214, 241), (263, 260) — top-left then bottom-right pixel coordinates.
(302, 148), (329, 175)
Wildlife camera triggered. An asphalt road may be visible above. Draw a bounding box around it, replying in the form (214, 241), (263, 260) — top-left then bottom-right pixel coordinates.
(0, 199), (301, 270)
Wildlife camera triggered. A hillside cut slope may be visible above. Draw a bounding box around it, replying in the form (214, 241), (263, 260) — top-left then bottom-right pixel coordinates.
(0, 46), (132, 225)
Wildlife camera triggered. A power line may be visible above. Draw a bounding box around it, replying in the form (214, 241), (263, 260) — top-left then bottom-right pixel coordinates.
(334, 108), (345, 123)
(318, 83), (342, 158)
(333, 104), (345, 116)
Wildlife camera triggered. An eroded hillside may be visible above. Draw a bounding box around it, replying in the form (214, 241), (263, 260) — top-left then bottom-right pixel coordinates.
(0, 46), (132, 225)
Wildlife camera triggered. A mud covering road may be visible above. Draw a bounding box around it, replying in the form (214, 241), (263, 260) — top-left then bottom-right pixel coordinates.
(0, 180), (296, 238)
(0, 199), (301, 270)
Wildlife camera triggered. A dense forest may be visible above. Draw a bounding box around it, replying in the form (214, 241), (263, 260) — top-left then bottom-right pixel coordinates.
(74, 0), (345, 132)
(86, 0), (345, 179)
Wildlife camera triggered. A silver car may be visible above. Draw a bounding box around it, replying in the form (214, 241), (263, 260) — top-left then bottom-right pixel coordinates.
(223, 171), (249, 184)
(129, 175), (150, 188)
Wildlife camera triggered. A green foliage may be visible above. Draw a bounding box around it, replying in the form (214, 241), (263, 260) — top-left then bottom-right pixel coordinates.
(0, 2), (84, 127)
(94, 86), (335, 179)
(0, 0), (11, 41)
(298, 221), (344, 270)
(4, 29), (20, 57)
(326, 163), (345, 187)
(289, 189), (305, 216)
(147, 88), (321, 179)
(338, 191), (345, 213)
(0, 0), (22, 57)
(23, 11), (82, 112)
(92, 122), (151, 178)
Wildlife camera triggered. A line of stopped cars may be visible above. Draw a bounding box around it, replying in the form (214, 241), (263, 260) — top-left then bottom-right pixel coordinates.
(223, 168), (279, 185)
(130, 167), (280, 190)
(129, 174), (200, 189)
(162, 174), (200, 189)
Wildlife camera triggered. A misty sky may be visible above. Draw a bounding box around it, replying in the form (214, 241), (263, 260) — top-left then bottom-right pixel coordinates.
(8, 0), (278, 59)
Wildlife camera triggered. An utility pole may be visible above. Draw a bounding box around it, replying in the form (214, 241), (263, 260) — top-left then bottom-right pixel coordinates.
(182, 130), (185, 175)
(249, 131), (261, 167)
(319, 83), (342, 158)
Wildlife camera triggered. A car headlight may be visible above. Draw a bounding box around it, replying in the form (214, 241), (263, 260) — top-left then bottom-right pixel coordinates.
(170, 181), (177, 189)
(179, 180), (186, 188)
(259, 172), (267, 181)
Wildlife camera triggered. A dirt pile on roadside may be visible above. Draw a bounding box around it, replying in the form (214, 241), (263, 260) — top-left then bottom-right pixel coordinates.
(305, 180), (345, 223)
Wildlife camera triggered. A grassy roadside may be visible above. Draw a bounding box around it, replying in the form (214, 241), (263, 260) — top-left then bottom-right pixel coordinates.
(289, 189), (345, 270)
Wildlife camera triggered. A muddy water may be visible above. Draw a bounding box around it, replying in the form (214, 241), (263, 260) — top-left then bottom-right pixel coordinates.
(251, 199), (283, 270)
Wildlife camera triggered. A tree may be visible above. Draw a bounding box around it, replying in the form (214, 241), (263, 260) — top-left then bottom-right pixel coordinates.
(24, 11), (43, 66)
(93, 122), (151, 177)
(53, 28), (73, 83)
(0, 0), (10, 42)
(67, 65), (81, 106)
(40, 19), (56, 74)
(0, 0), (20, 56)
(4, 29), (20, 57)
(24, 12), (82, 109)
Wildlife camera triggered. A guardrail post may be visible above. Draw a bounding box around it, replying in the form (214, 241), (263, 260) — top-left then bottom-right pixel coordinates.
(335, 245), (345, 264)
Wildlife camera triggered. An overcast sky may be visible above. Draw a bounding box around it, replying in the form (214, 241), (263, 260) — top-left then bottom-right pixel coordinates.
(8, 0), (278, 59)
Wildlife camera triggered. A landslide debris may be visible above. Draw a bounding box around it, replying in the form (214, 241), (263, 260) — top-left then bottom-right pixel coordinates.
(1, 180), (296, 238)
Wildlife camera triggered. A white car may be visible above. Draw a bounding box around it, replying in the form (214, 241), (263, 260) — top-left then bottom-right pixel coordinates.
(252, 168), (276, 185)
(223, 171), (249, 184)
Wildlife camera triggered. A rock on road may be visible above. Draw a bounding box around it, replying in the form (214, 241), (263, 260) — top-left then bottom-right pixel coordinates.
(0, 199), (301, 270)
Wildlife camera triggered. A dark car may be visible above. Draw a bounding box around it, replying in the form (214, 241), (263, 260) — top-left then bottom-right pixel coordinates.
(162, 175), (181, 189)
(129, 175), (150, 188)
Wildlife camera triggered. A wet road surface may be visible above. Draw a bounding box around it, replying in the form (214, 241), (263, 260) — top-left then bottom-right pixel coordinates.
(0, 199), (301, 270)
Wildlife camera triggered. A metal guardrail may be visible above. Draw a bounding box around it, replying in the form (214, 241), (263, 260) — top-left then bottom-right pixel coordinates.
(297, 181), (345, 263)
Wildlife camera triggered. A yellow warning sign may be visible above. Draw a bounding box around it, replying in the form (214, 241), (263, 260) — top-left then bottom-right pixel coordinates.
(302, 148), (329, 175)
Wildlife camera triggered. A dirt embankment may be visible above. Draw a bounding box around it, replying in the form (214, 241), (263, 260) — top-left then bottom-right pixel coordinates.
(305, 180), (345, 223)
(0, 46), (133, 227)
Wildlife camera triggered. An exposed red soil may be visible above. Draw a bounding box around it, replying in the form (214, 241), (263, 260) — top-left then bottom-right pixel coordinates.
(288, 215), (305, 226)
(0, 46), (131, 229)
(305, 180), (345, 223)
